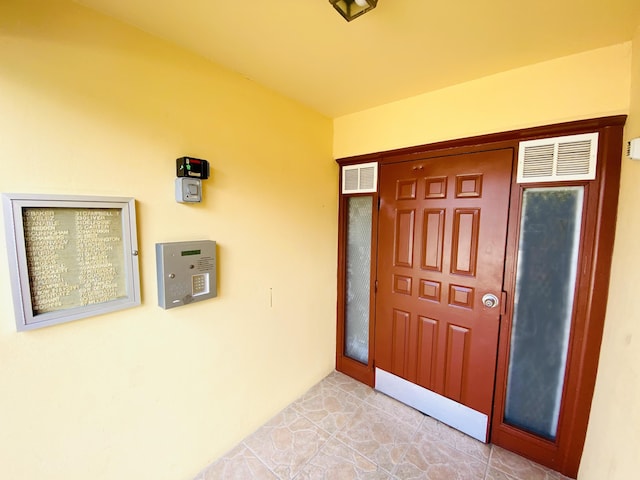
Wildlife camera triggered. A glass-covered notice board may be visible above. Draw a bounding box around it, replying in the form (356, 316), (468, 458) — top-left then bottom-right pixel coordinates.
(2, 194), (141, 331)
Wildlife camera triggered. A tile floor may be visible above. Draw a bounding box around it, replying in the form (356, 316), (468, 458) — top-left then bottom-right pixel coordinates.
(195, 371), (571, 480)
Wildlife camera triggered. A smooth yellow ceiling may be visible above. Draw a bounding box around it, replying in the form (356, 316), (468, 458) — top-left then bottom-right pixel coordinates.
(76, 0), (640, 117)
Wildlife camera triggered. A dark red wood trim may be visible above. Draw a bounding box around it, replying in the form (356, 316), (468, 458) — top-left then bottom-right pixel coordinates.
(560, 124), (623, 475)
(490, 119), (625, 478)
(335, 189), (377, 387)
(335, 114), (626, 477)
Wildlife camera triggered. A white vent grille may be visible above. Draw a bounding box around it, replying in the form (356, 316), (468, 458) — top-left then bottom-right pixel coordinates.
(342, 162), (378, 194)
(517, 133), (598, 183)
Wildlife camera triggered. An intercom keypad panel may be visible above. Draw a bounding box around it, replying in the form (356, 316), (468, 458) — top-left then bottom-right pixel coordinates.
(156, 240), (217, 309)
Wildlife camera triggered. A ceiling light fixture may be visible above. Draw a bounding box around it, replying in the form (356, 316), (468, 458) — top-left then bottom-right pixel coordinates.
(330, 0), (378, 22)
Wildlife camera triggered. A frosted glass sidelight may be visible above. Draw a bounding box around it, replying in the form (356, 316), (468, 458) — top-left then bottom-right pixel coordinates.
(345, 196), (373, 364)
(504, 187), (584, 441)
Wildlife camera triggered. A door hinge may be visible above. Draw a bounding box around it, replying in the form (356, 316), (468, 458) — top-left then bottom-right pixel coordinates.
(374, 279), (378, 293)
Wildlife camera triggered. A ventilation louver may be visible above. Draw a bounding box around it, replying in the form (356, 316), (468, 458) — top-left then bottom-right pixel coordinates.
(342, 162), (378, 194)
(517, 133), (598, 183)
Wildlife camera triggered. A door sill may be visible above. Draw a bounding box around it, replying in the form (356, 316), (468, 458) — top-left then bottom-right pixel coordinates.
(375, 368), (488, 442)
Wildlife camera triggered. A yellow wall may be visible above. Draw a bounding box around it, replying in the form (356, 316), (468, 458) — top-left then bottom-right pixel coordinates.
(334, 43), (631, 158)
(580, 25), (640, 480)
(334, 40), (637, 479)
(0, 1), (336, 480)
(2, 0), (638, 479)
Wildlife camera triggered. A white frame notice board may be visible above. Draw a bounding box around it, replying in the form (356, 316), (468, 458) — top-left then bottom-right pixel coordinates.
(2, 193), (141, 331)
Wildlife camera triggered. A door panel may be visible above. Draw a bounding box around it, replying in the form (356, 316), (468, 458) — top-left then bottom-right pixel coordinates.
(375, 149), (513, 417)
(416, 316), (438, 388)
(422, 208), (445, 271)
(444, 324), (469, 401)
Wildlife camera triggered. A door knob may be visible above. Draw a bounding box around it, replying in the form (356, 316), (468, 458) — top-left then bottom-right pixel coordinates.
(482, 293), (499, 309)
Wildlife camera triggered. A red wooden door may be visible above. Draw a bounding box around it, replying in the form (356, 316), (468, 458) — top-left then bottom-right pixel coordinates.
(375, 149), (513, 418)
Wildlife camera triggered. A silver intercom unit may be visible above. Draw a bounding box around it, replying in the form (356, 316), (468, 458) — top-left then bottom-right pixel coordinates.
(175, 177), (202, 203)
(156, 240), (217, 309)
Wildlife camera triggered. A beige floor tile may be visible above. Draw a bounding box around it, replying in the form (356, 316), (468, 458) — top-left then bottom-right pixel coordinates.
(292, 379), (364, 434)
(296, 437), (392, 480)
(393, 428), (488, 479)
(417, 415), (491, 463)
(489, 446), (572, 480)
(196, 444), (278, 480)
(325, 371), (377, 401)
(336, 403), (420, 473)
(484, 465), (520, 480)
(194, 372), (576, 480)
(364, 391), (426, 427)
(243, 407), (330, 479)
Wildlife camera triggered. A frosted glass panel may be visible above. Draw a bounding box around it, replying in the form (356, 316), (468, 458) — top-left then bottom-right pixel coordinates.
(345, 196), (373, 364)
(504, 187), (583, 441)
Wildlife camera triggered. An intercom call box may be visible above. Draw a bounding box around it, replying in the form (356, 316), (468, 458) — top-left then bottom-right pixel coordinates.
(156, 240), (217, 309)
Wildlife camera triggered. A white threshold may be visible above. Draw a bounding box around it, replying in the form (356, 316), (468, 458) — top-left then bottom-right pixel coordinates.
(375, 368), (488, 442)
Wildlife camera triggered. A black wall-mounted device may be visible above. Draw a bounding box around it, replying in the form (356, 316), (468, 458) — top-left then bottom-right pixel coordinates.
(176, 157), (210, 179)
